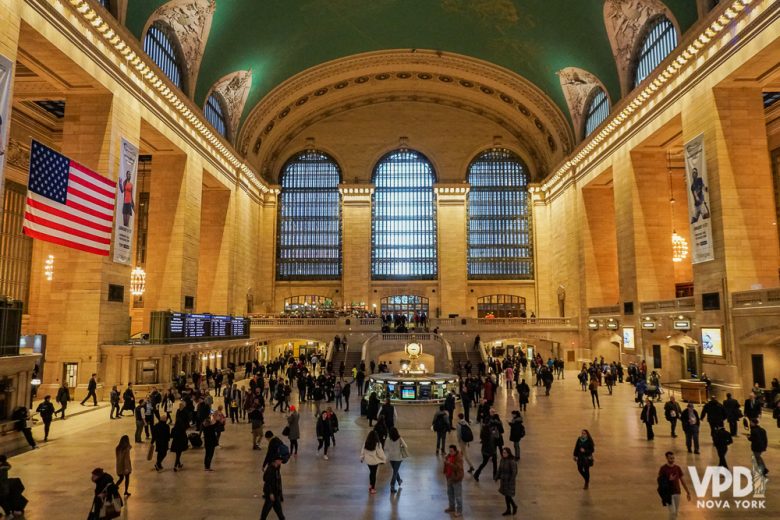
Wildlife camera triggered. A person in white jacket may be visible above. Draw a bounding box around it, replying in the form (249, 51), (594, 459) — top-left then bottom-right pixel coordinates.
(360, 430), (386, 494)
(385, 427), (408, 493)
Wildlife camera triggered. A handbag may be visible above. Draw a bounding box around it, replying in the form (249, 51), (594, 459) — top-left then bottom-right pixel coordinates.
(400, 442), (409, 459)
(147, 442), (154, 461)
(282, 426), (290, 437)
(587, 455), (594, 467)
(100, 494), (123, 519)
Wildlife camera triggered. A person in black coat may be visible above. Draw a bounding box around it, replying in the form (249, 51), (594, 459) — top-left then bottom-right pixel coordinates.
(316, 411), (333, 459)
(701, 396), (727, 440)
(748, 419), (769, 476)
(722, 393), (742, 436)
(366, 392), (380, 427)
(380, 399), (396, 430)
(663, 396), (682, 438)
(80, 373), (98, 406)
(121, 384), (135, 416)
(342, 381), (351, 412)
(35, 395), (55, 442)
(573, 429), (595, 490)
(261, 458), (284, 520)
(202, 416), (218, 471)
(712, 425), (733, 468)
(681, 403), (701, 454)
(152, 418), (171, 471)
(744, 392), (763, 421)
(170, 406), (188, 471)
(640, 398), (658, 440)
(55, 383), (70, 419)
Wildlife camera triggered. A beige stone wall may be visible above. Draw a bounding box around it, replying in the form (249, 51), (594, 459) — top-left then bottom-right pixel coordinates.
(581, 181), (619, 308)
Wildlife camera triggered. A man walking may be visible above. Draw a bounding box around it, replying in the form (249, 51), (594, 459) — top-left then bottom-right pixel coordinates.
(35, 395), (55, 441)
(658, 452), (691, 519)
(700, 395), (726, 440)
(722, 393), (742, 436)
(260, 457), (285, 519)
(588, 378), (600, 409)
(80, 373), (98, 406)
(640, 397), (658, 440)
(664, 395), (682, 438)
(748, 418), (769, 476)
(712, 425), (733, 468)
(342, 380), (351, 412)
(443, 445), (464, 518)
(55, 383), (70, 419)
(134, 399), (146, 443)
(109, 386), (121, 419)
(681, 403), (700, 454)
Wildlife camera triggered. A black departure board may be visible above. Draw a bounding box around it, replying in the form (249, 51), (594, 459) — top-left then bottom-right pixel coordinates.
(150, 311), (251, 344)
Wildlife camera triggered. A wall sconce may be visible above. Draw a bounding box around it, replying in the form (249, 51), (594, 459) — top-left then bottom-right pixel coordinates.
(641, 316), (657, 330)
(587, 318), (600, 330)
(217, 352), (223, 358)
(130, 266), (146, 296)
(201, 355), (208, 361)
(605, 318), (619, 330)
(44, 254), (54, 281)
(209, 353), (216, 359)
(673, 315), (691, 331)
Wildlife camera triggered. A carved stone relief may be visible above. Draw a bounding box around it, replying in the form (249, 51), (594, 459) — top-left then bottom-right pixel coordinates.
(6, 138), (30, 171)
(603, 0), (673, 95)
(557, 67), (608, 142)
(207, 70), (252, 144)
(145, 0), (216, 97)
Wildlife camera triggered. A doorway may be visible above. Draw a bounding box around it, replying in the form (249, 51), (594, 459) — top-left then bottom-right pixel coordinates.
(751, 354), (765, 388)
(63, 363), (78, 395)
(685, 346), (699, 378)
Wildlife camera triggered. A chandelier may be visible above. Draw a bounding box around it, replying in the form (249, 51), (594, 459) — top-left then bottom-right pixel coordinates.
(130, 266), (146, 296)
(44, 254), (54, 281)
(672, 232), (688, 262)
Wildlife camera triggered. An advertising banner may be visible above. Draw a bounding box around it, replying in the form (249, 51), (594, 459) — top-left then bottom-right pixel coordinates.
(0, 54), (13, 198)
(684, 134), (715, 263)
(113, 138), (139, 264)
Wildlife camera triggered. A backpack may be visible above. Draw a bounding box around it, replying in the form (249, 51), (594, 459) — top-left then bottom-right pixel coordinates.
(517, 423), (526, 439)
(460, 423), (474, 443)
(434, 413), (448, 432)
(277, 440), (290, 464)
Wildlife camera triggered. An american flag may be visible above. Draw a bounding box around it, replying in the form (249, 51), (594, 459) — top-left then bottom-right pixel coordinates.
(23, 140), (116, 256)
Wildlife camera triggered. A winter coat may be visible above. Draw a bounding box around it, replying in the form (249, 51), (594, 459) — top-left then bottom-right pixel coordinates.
(498, 457), (518, 496)
(385, 437), (407, 462)
(286, 412), (300, 441)
(361, 445), (386, 466)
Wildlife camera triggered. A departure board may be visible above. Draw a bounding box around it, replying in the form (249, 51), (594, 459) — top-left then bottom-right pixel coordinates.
(150, 311), (251, 344)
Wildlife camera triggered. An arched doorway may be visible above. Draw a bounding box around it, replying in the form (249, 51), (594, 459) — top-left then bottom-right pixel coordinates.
(380, 295), (429, 321)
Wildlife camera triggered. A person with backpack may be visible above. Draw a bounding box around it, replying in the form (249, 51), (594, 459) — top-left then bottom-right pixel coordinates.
(109, 386), (121, 420)
(263, 431), (290, 470)
(455, 413), (476, 473)
(360, 430), (386, 495)
(508, 410), (525, 460)
(88, 467), (122, 520)
(55, 383), (70, 419)
(443, 444), (464, 517)
(432, 406), (450, 455)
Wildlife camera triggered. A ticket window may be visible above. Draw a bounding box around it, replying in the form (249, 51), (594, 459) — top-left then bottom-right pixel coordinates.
(137, 360), (159, 385)
(63, 363), (78, 396)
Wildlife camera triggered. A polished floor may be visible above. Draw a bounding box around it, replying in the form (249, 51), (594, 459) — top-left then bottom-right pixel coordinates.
(13, 371), (779, 519)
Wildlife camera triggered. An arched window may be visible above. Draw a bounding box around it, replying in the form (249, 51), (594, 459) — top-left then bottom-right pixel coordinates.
(372, 149), (437, 279)
(143, 22), (184, 89)
(467, 148), (533, 279)
(633, 16), (678, 87)
(204, 93), (228, 138)
(477, 294), (526, 318)
(277, 151), (341, 280)
(584, 88), (610, 137)
(380, 295), (429, 321)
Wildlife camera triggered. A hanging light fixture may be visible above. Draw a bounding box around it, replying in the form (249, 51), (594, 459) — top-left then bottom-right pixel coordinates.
(44, 254), (55, 281)
(667, 152), (688, 263)
(130, 266), (146, 296)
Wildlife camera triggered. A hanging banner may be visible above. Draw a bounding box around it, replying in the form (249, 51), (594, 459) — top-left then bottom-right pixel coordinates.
(683, 134), (715, 263)
(0, 54), (13, 198)
(113, 138), (139, 264)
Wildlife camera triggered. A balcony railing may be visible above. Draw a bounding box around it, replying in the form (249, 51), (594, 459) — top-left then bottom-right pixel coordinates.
(640, 297), (695, 313)
(250, 316), (576, 331)
(588, 305), (621, 316)
(732, 288), (780, 308)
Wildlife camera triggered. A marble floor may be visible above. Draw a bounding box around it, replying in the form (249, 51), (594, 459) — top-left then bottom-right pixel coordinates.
(12, 371), (779, 519)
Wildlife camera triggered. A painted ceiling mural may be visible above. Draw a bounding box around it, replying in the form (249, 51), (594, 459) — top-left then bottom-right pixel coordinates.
(125, 1), (699, 133)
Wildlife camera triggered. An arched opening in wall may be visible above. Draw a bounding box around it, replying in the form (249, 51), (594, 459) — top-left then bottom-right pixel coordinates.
(476, 295), (526, 318)
(380, 295), (429, 322)
(632, 15), (678, 88)
(282, 295), (335, 315)
(204, 92), (229, 139)
(143, 21), (187, 92)
(583, 88), (610, 138)
(372, 149), (437, 280)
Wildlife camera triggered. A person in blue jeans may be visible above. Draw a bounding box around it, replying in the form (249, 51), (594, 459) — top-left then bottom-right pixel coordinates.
(432, 406), (450, 454)
(385, 427), (408, 493)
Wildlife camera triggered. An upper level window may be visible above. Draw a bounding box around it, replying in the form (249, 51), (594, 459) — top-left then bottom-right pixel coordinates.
(372, 149), (437, 280)
(467, 148), (533, 279)
(144, 22), (184, 89)
(584, 88), (610, 137)
(277, 151), (341, 280)
(204, 93), (228, 138)
(633, 16), (678, 87)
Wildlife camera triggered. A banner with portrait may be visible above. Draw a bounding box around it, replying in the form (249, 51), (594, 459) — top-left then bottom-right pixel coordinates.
(0, 54), (14, 198)
(623, 327), (635, 350)
(683, 134), (715, 263)
(112, 138), (140, 265)
(700, 327), (723, 357)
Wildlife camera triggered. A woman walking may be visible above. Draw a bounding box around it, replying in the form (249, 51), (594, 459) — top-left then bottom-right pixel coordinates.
(472, 421), (497, 482)
(202, 416), (218, 471)
(114, 435), (132, 497)
(573, 429), (595, 490)
(517, 379), (530, 412)
(360, 430), (386, 494)
(170, 411), (188, 472)
(316, 410), (332, 460)
(286, 405), (300, 457)
(508, 411), (525, 459)
(498, 447), (518, 516)
(367, 392), (380, 427)
(385, 427), (408, 493)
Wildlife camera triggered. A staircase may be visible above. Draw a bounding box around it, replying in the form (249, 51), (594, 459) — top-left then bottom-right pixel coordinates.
(451, 350), (470, 376)
(341, 345), (363, 377)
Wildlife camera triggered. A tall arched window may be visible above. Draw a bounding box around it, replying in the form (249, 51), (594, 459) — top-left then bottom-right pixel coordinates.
(584, 88), (610, 137)
(372, 149), (437, 279)
(633, 16), (678, 87)
(144, 22), (184, 89)
(277, 151), (341, 280)
(467, 148), (533, 279)
(204, 93), (228, 138)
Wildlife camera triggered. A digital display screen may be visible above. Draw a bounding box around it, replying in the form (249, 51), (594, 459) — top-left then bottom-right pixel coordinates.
(701, 328), (723, 356)
(231, 318), (247, 337)
(418, 385), (431, 399)
(161, 312), (250, 343)
(185, 314), (209, 338)
(400, 386), (416, 400)
(211, 315), (230, 337)
(623, 327), (635, 349)
(169, 313), (185, 338)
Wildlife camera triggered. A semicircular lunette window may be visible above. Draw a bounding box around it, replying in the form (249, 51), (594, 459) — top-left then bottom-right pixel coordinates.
(277, 151), (342, 280)
(143, 22), (184, 89)
(204, 93), (228, 138)
(467, 148), (533, 279)
(371, 149), (437, 280)
(584, 88), (610, 137)
(633, 16), (678, 88)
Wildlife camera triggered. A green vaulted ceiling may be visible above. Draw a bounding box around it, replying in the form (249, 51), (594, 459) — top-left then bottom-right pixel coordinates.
(126, 0), (699, 130)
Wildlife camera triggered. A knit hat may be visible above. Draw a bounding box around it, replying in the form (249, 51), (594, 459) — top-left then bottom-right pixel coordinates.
(289, 405), (296, 411)
(91, 468), (104, 477)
